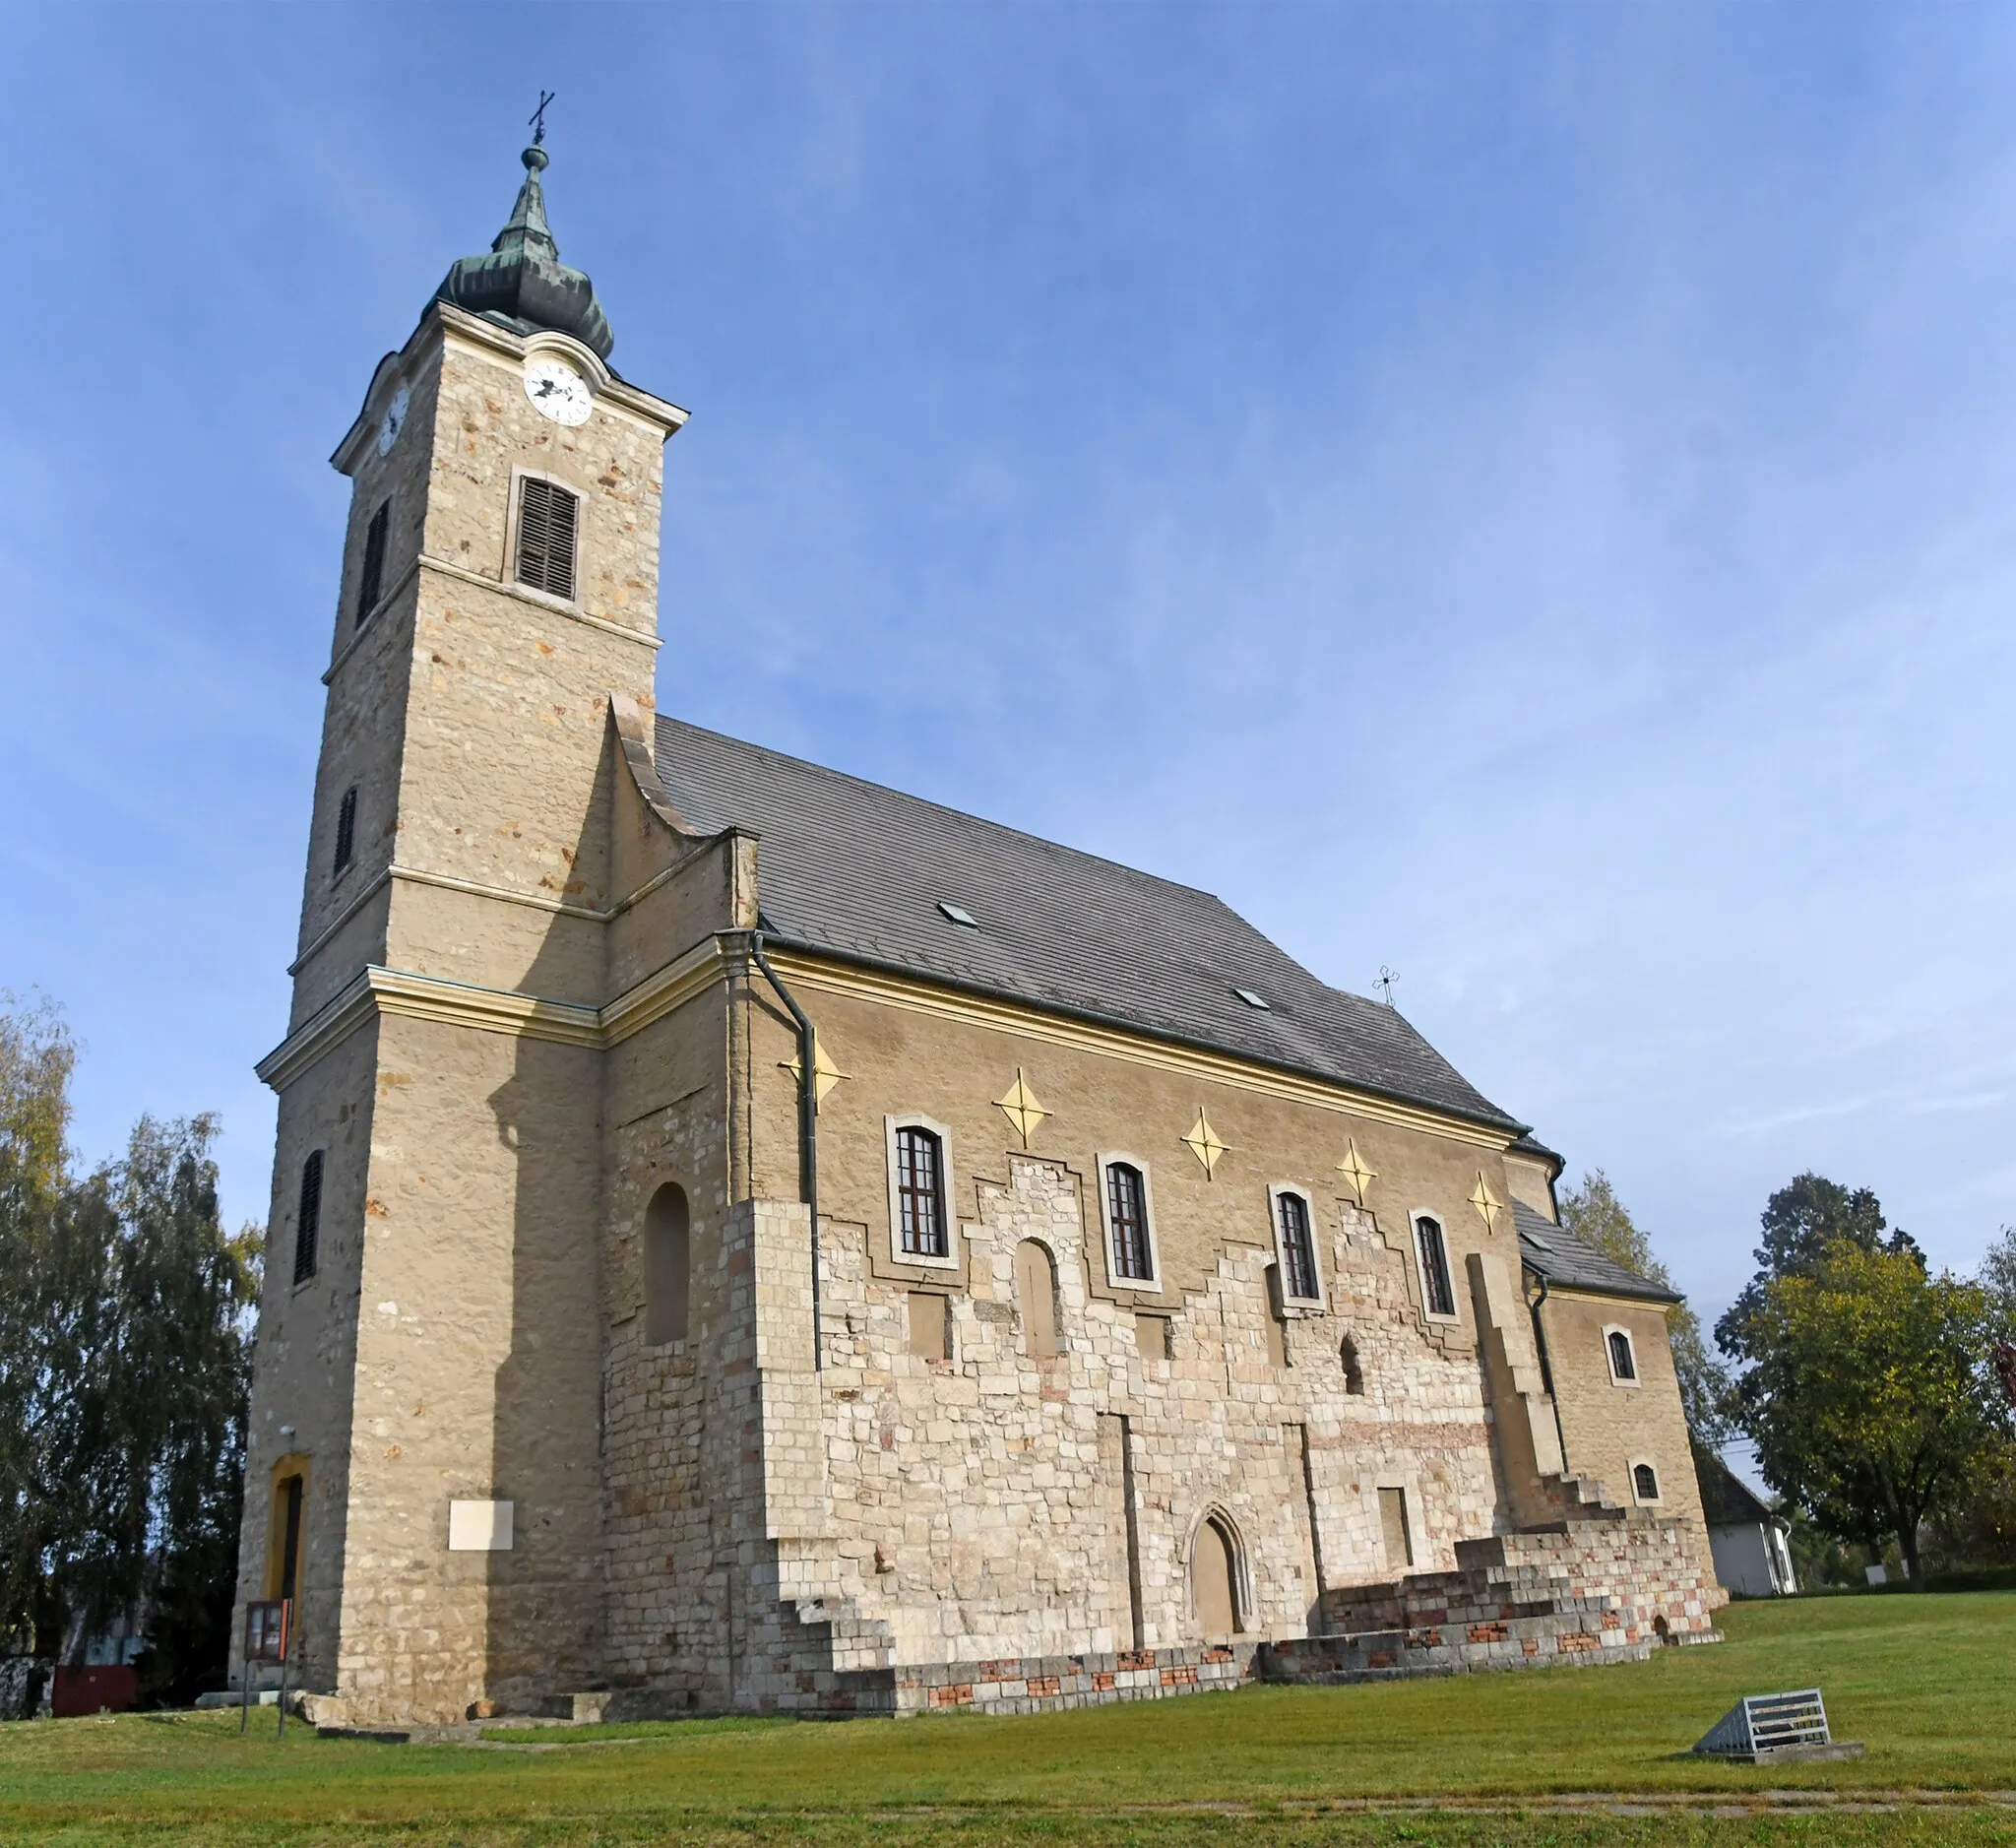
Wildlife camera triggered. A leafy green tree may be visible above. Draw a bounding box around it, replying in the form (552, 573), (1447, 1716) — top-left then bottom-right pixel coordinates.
(1982, 1226), (2016, 1352)
(1733, 1242), (2008, 1581)
(1716, 1172), (1922, 1357)
(0, 997), (257, 1704)
(1558, 1170), (1733, 1446)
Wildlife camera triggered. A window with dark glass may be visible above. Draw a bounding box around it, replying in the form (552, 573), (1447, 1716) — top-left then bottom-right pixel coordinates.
(1608, 1329), (1638, 1381)
(896, 1125), (946, 1258)
(1106, 1162), (1153, 1281)
(1633, 1462), (1660, 1501)
(515, 476), (579, 600)
(1277, 1190), (1318, 1301)
(1416, 1215), (1455, 1317)
(333, 786), (357, 877)
(356, 499), (390, 623)
(293, 1150), (323, 1285)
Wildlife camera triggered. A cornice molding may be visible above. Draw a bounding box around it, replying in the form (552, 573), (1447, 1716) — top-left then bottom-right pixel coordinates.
(766, 947), (1516, 1153)
(257, 937), (729, 1092)
(413, 551), (662, 650)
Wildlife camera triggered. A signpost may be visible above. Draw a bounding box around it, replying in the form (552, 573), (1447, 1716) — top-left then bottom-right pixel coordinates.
(242, 1600), (292, 1737)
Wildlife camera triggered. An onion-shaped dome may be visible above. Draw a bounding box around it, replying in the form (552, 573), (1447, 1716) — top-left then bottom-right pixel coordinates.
(435, 144), (613, 361)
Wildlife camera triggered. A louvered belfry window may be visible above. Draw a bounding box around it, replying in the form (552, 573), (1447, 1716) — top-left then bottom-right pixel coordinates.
(356, 499), (390, 624)
(293, 1150), (324, 1285)
(1277, 1190), (1318, 1301)
(1106, 1162), (1153, 1281)
(896, 1126), (946, 1258)
(515, 476), (579, 600)
(333, 785), (358, 877)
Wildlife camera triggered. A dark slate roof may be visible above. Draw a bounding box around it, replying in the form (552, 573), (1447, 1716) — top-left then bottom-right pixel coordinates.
(1695, 1451), (1781, 1529)
(652, 716), (1522, 1131)
(1513, 1199), (1682, 1304)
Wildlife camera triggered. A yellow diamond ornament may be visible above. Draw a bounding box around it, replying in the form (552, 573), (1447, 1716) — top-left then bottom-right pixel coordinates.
(1182, 1109), (1228, 1178)
(1470, 1172), (1502, 1230)
(1337, 1140), (1377, 1205)
(995, 1069), (1048, 1147)
(782, 1036), (849, 1105)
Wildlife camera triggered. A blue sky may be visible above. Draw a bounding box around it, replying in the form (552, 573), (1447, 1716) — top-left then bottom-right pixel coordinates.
(4, 2), (2013, 1347)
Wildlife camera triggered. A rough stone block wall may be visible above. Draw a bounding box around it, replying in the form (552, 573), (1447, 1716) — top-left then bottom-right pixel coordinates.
(726, 1155), (1503, 1688)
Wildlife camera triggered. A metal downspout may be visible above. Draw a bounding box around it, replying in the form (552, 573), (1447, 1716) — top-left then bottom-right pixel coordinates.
(1528, 1274), (1571, 1479)
(748, 932), (821, 1370)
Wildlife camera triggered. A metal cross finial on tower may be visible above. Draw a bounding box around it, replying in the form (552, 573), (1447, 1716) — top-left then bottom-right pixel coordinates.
(1376, 966), (1400, 1008)
(529, 89), (556, 146)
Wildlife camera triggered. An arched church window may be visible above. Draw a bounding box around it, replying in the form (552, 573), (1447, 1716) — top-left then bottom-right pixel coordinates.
(644, 1182), (691, 1345)
(1105, 1161), (1152, 1281)
(1341, 1334), (1365, 1395)
(1414, 1214), (1456, 1318)
(895, 1125), (946, 1258)
(1607, 1328), (1638, 1382)
(356, 497), (391, 624)
(293, 1150), (323, 1285)
(1633, 1461), (1661, 1503)
(1274, 1188), (1319, 1303)
(515, 476), (579, 600)
(1015, 1240), (1058, 1359)
(334, 786), (358, 878)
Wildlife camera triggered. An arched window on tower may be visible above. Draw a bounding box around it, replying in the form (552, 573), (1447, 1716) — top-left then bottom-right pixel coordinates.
(1606, 1328), (1638, 1382)
(644, 1182), (690, 1345)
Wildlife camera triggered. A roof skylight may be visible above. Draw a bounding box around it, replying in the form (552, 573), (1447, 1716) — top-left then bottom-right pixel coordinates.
(938, 902), (979, 928)
(1232, 987), (1270, 1010)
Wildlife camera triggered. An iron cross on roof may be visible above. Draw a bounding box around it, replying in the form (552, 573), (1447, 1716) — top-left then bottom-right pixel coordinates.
(529, 90), (556, 147)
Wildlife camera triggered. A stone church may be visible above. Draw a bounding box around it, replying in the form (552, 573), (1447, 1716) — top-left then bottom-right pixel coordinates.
(234, 141), (1724, 1727)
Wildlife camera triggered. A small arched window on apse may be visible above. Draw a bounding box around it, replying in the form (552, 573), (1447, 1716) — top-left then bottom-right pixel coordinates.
(1190, 1511), (1244, 1639)
(1341, 1334), (1365, 1396)
(644, 1181), (691, 1346)
(1015, 1240), (1059, 1360)
(1606, 1326), (1639, 1384)
(1632, 1460), (1662, 1504)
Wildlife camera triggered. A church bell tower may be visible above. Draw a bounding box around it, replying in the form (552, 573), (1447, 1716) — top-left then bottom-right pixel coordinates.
(236, 134), (687, 1722)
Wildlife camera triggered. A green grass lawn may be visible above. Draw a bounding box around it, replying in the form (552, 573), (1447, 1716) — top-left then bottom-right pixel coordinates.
(2, 1592), (2011, 1846)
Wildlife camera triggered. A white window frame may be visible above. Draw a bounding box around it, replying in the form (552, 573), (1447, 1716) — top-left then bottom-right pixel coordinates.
(1408, 1211), (1461, 1323)
(885, 1114), (960, 1272)
(1629, 1457), (1663, 1505)
(1267, 1183), (1325, 1309)
(1603, 1323), (1641, 1388)
(503, 465), (584, 609)
(1097, 1152), (1163, 1293)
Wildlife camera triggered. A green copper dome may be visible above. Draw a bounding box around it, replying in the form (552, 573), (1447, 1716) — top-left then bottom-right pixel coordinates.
(435, 144), (613, 361)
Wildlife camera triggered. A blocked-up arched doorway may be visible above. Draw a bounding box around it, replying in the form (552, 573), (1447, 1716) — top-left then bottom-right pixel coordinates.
(1190, 1512), (1241, 1638)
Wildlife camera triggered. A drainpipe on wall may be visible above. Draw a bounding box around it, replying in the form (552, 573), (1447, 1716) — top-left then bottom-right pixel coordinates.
(1528, 1275), (1571, 1479)
(748, 931), (822, 1371)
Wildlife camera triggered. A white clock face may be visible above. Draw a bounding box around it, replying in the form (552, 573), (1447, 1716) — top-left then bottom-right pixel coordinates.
(525, 357), (593, 426)
(377, 384), (410, 456)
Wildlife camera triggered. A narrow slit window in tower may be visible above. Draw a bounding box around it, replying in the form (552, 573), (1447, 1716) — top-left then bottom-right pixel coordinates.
(293, 1150), (323, 1285)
